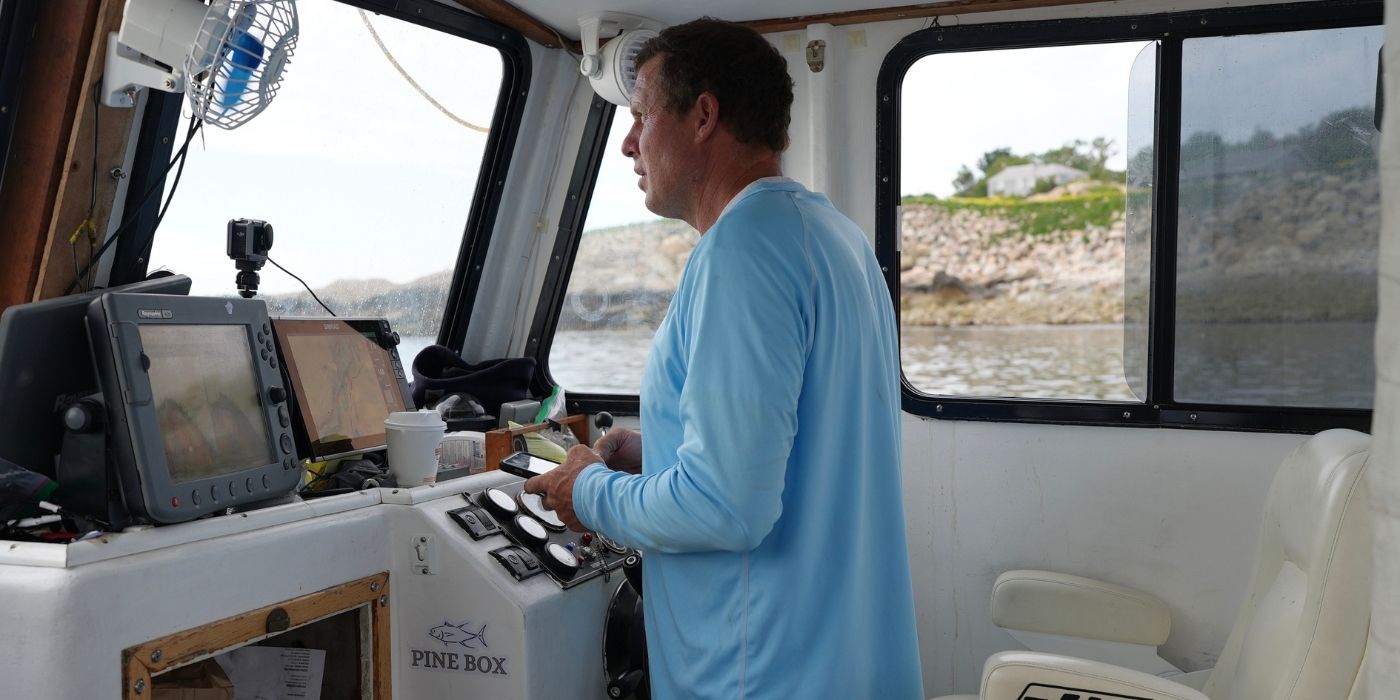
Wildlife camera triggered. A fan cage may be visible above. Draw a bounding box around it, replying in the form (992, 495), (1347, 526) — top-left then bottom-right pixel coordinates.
(186, 0), (298, 130)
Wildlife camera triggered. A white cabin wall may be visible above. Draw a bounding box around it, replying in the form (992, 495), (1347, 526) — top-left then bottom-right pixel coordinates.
(902, 417), (1302, 694)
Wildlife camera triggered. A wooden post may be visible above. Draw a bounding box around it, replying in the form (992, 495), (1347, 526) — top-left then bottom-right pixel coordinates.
(0, 0), (102, 311)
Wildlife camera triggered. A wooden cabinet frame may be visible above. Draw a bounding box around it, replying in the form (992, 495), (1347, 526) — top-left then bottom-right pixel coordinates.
(123, 571), (392, 699)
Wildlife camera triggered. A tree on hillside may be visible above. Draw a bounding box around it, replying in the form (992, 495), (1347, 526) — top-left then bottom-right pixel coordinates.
(952, 138), (1124, 197)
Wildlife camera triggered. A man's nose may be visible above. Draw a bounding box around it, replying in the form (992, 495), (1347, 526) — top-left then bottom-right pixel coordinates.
(620, 132), (638, 158)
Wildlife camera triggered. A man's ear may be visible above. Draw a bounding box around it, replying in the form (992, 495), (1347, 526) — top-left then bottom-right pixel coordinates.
(693, 92), (720, 143)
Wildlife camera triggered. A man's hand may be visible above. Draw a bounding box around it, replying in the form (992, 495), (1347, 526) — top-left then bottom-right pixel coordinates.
(594, 428), (643, 474)
(523, 444), (602, 532)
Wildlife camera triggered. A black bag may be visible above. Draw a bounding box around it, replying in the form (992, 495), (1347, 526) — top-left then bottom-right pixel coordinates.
(411, 345), (536, 418)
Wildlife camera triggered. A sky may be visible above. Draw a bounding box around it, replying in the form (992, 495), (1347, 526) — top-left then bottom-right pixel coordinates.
(148, 3), (1383, 298)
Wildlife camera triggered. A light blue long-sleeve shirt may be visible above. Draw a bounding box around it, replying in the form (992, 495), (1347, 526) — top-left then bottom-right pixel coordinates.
(573, 177), (923, 699)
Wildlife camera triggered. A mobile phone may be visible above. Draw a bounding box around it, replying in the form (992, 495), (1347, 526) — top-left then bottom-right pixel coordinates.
(499, 451), (560, 479)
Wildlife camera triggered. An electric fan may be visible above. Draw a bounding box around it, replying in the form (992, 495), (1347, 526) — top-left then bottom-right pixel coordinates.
(102, 0), (298, 130)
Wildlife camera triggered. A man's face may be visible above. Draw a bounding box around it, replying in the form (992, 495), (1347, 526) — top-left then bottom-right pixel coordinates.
(621, 59), (697, 220)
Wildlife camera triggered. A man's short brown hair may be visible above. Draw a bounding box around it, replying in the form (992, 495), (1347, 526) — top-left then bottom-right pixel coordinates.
(634, 18), (794, 153)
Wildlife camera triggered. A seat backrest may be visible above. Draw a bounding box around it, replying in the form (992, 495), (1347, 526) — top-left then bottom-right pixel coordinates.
(1203, 428), (1371, 700)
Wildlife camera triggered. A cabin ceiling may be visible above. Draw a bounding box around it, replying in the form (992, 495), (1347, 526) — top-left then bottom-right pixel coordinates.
(503, 0), (962, 39)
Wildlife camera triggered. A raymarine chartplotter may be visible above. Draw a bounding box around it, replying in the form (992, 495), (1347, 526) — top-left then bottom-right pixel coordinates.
(85, 293), (301, 523)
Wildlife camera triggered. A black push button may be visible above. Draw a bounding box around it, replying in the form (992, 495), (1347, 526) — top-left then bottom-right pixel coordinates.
(268, 386), (287, 404)
(490, 546), (542, 581)
(262, 322), (270, 335)
(449, 506), (501, 540)
(191, 489), (202, 506)
(278, 405), (290, 427)
(262, 474), (270, 489)
(260, 349), (269, 361)
(270, 357), (278, 369)
(280, 433), (293, 454)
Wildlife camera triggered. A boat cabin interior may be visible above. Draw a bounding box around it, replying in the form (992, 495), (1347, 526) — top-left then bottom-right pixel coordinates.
(0, 0), (1396, 697)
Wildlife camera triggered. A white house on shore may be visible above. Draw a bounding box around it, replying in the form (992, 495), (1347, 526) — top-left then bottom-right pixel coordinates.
(988, 163), (1088, 197)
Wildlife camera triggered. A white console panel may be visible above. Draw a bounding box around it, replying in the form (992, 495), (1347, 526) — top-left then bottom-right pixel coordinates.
(0, 471), (619, 699)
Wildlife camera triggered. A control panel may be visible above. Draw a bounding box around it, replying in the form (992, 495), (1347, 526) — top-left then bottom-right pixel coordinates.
(448, 480), (636, 589)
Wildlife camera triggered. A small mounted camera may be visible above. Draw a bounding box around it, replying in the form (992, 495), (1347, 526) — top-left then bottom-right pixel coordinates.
(227, 218), (274, 298)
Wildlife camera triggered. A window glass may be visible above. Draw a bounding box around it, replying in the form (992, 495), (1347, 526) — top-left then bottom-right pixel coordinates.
(148, 1), (503, 364)
(546, 113), (695, 394)
(1174, 26), (1382, 408)
(900, 42), (1153, 400)
(1123, 43), (1157, 401)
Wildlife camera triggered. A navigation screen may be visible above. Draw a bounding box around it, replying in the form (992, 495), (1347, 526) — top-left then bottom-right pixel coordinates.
(274, 319), (407, 459)
(139, 325), (274, 483)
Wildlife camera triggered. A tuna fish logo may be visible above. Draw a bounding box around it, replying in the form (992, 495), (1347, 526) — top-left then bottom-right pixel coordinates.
(428, 621), (488, 649)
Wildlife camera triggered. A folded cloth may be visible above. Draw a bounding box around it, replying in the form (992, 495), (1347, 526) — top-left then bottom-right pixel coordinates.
(411, 345), (536, 416)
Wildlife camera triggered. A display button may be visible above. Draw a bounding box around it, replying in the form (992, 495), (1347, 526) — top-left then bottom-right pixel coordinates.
(283, 456), (295, 471)
(191, 489), (202, 506)
(280, 433), (293, 454)
(246, 477), (254, 493)
(270, 357), (278, 369)
(210, 484), (220, 502)
(262, 474), (270, 489)
(265, 340), (274, 353)
(260, 349), (269, 361)
(228, 480), (237, 496)
(268, 386), (287, 404)
(257, 331), (265, 343)
(262, 322), (271, 335)
(278, 405), (290, 427)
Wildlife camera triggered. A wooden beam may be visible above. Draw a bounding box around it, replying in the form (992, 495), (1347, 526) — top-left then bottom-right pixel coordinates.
(448, 0), (580, 52)
(33, 0), (135, 302)
(745, 0), (1124, 34)
(0, 0), (101, 311)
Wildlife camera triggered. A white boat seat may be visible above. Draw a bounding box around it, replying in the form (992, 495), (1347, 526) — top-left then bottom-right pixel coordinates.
(930, 428), (1371, 700)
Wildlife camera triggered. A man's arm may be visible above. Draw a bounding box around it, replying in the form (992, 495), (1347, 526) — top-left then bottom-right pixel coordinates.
(572, 235), (810, 553)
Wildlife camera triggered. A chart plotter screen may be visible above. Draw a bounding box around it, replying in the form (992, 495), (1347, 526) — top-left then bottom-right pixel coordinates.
(140, 324), (274, 483)
(274, 319), (409, 460)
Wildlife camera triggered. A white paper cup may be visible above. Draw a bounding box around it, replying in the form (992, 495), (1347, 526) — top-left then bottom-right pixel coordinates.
(385, 410), (447, 486)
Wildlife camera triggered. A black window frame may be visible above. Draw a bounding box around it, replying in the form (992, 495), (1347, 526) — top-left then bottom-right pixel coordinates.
(878, 0), (1379, 434)
(110, 0), (532, 353)
(524, 95), (639, 416)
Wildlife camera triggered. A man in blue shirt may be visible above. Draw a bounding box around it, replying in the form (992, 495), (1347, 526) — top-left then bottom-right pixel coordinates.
(525, 18), (923, 699)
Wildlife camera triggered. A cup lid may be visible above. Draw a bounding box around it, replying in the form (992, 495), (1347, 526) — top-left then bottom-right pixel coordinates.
(385, 410), (446, 429)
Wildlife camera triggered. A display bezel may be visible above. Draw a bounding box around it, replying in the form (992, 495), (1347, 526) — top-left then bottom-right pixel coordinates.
(88, 293), (301, 524)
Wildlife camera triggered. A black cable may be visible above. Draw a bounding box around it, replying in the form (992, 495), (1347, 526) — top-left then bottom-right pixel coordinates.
(65, 116), (202, 294)
(267, 256), (337, 316)
(135, 116), (202, 265)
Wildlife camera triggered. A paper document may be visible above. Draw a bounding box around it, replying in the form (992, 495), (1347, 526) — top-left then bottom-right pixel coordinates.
(215, 647), (326, 700)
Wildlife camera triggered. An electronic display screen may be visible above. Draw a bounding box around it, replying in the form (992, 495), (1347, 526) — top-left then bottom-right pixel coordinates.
(274, 319), (408, 459)
(139, 325), (275, 483)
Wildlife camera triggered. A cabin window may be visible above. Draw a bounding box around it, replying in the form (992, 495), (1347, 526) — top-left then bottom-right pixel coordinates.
(879, 2), (1381, 431)
(143, 0), (504, 356)
(898, 42), (1154, 402)
(1170, 27), (1381, 409)
(544, 111), (694, 395)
